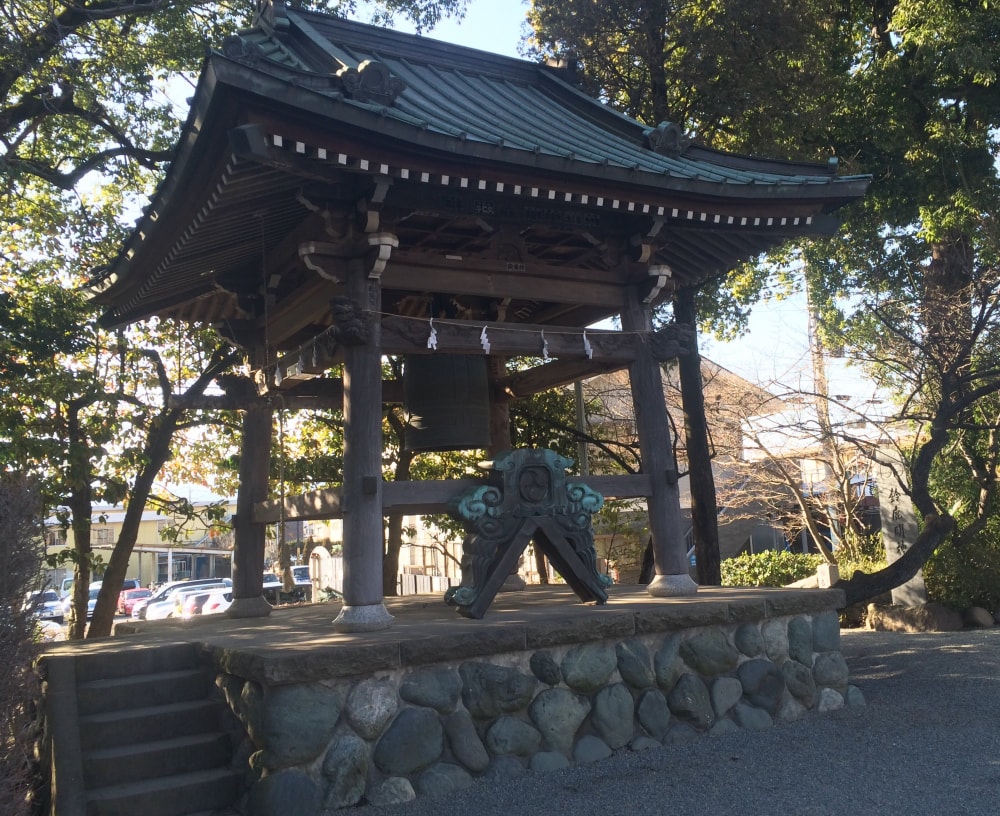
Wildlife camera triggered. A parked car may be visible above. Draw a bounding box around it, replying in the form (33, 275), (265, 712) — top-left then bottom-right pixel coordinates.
(261, 570), (312, 604)
(176, 586), (233, 618)
(24, 590), (65, 624)
(200, 590), (233, 616)
(262, 572), (283, 605)
(61, 586), (100, 620)
(131, 577), (230, 620)
(118, 587), (152, 616)
(57, 577), (74, 600)
(292, 566), (312, 591)
(140, 578), (232, 621)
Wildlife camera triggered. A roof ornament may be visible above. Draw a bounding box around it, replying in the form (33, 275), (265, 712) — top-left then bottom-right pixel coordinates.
(337, 60), (406, 106)
(254, 0), (290, 32)
(222, 36), (266, 67)
(645, 121), (692, 158)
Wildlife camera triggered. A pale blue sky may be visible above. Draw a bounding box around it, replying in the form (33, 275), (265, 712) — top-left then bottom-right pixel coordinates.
(389, 0), (530, 55)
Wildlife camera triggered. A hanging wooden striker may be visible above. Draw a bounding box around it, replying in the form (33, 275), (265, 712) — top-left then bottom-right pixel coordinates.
(403, 354), (492, 452)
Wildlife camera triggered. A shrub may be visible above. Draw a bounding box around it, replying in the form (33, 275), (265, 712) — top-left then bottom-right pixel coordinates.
(721, 550), (824, 587)
(0, 475), (45, 816)
(924, 536), (1000, 611)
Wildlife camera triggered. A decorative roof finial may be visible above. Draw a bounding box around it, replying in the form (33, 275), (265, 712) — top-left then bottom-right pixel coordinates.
(337, 60), (406, 105)
(645, 122), (691, 157)
(255, 0), (291, 31)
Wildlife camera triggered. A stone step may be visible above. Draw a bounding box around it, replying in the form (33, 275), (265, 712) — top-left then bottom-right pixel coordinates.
(79, 698), (221, 751)
(72, 642), (202, 683)
(83, 731), (233, 789)
(77, 667), (215, 716)
(84, 766), (244, 816)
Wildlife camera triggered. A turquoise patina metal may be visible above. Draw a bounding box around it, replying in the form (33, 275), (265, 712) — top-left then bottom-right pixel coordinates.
(447, 449), (610, 618)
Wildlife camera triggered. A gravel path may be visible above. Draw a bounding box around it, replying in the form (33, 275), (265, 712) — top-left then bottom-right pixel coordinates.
(351, 628), (1000, 816)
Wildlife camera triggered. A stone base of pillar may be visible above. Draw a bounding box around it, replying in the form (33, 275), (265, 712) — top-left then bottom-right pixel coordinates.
(226, 596), (274, 619)
(333, 603), (394, 632)
(499, 574), (527, 593)
(646, 573), (699, 597)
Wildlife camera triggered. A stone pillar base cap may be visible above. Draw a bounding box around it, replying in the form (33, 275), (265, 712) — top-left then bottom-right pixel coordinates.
(646, 573), (699, 597)
(333, 603), (394, 632)
(226, 596), (274, 619)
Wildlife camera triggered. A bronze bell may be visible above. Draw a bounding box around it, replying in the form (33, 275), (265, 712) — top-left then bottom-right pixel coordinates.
(403, 355), (492, 452)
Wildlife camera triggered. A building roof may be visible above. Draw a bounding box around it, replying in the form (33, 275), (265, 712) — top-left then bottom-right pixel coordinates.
(234, 6), (861, 191)
(88, 1), (869, 346)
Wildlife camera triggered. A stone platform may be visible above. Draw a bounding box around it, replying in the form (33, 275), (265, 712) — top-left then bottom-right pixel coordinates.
(75, 586), (858, 813)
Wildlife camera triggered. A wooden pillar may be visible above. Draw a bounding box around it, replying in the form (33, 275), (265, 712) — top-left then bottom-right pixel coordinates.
(487, 356), (529, 589)
(621, 286), (698, 596)
(334, 264), (393, 631)
(675, 286), (722, 585)
(228, 400), (274, 618)
(488, 357), (511, 455)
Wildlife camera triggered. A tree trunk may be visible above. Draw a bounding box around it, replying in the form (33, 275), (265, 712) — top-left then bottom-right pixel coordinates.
(383, 411), (415, 597)
(66, 401), (93, 640)
(85, 347), (238, 637)
(383, 512), (403, 597)
(837, 235), (969, 607)
(835, 514), (954, 607)
(87, 408), (182, 637)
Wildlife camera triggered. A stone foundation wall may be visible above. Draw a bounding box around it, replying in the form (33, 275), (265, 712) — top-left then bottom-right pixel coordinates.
(214, 608), (863, 814)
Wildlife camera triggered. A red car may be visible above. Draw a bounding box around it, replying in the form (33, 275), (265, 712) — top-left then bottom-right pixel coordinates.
(118, 587), (152, 616)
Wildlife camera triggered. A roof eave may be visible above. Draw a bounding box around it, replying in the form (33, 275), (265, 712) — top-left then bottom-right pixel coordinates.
(205, 56), (870, 209)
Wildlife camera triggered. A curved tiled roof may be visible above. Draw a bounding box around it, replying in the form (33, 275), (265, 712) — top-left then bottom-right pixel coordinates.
(89, 2), (868, 334)
(238, 5), (866, 193)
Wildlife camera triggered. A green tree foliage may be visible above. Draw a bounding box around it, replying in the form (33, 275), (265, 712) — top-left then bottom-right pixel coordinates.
(527, 0), (857, 333)
(527, 0), (851, 155)
(1, 0), (471, 630)
(0, 265), (240, 638)
(528, 0), (1000, 604)
(0, 1), (468, 194)
(804, 2), (1000, 604)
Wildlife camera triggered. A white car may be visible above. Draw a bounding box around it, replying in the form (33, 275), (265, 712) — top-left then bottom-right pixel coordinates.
(140, 578), (232, 620)
(176, 586), (233, 618)
(132, 577), (231, 619)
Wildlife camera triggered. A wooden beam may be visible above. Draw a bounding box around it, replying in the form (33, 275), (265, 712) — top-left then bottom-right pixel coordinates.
(231, 403), (273, 612)
(265, 316), (688, 396)
(264, 277), (341, 348)
(381, 316), (691, 362)
(178, 378), (404, 409)
(268, 297), (368, 391)
(254, 473), (652, 522)
(380, 258), (625, 309)
(339, 263), (387, 613)
(502, 359), (629, 398)
(271, 339), (342, 390)
(382, 316), (630, 360)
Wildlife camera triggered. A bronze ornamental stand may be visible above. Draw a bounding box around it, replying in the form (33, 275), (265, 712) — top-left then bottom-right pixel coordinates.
(447, 448), (611, 619)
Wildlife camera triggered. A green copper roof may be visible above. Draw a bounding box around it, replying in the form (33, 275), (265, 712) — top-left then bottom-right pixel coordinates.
(88, 2), (869, 333)
(229, 4), (867, 196)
